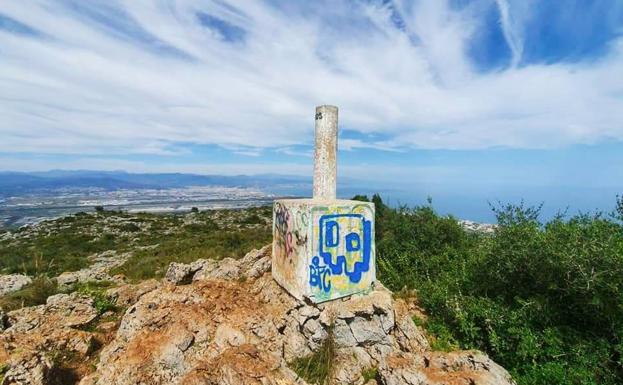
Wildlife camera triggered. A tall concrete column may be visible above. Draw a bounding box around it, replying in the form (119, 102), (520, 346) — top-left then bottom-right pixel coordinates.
(313, 105), (338, 200)
(272, 105), (375, 303)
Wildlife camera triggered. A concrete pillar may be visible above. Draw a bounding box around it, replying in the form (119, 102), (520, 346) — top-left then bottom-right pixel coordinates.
(272, 105), (376, 303)
(313, 105), (338, 200)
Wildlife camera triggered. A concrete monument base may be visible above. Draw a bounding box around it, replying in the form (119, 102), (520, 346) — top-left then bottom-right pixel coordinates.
(272, 198), (375, 303)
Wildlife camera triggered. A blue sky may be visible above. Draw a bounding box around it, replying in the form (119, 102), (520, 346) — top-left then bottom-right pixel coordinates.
(1, 0), (622, 219)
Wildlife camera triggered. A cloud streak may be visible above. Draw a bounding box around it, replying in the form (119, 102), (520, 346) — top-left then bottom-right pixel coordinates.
(0, 0), (622, 156)
(494, 0), (523, 67)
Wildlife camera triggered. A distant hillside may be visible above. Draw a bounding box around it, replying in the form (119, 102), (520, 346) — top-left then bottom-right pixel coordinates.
(0, 171), (311, 196)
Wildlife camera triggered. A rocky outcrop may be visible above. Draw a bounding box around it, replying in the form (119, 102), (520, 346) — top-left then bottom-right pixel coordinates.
(0, 275), (32, 296)
(56, 251), (130, 288)
(0, 244), (514, 385)
(164, 245), (272, 285)
(105, 279), (160, 308)
(80, 245), (514, 385)
(0, 293), (99, 385)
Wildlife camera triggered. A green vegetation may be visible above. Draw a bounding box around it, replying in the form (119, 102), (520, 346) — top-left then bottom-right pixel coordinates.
(290, 330), (336, 385)
(0, 276), (59, 311)
(356, 193), (623, 385)
(110, 207), (272, 281)
(0, 363), (7, 384)
(73, 281), (117, 315)
(5, 193), (622, 385)
(0, 206), (272, 280)
(361, 366), (379, 383)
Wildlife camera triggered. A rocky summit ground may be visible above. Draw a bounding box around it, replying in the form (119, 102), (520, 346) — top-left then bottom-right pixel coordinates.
(0, 243), (515, 385)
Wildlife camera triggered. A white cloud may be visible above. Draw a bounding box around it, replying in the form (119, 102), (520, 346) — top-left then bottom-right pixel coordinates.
(494, 0), (523, 67)
(0, 0), (621, 155)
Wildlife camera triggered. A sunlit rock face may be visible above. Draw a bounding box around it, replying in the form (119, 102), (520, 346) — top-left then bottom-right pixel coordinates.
(79, 247), (514, 385)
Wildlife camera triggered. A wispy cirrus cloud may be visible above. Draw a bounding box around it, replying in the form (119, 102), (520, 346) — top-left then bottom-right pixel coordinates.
(494, 0), (523, 67)
(0, 0), (622, 158)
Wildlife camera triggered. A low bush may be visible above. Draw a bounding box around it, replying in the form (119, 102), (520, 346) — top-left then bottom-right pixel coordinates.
(0, 206), (272, 281)
(366, 194), (623, 385)
(290, 330), (336, 385)
(0, 276), (59, 311)
(72, 281), (117, 315)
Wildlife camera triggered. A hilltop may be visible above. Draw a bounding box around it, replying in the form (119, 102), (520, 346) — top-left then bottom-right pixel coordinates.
(0, 244), (513, 385)
(2, 195), (623, 385)
(0, 206), (515, 384)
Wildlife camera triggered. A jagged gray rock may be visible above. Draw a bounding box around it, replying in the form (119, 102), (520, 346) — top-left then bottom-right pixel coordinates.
(0, 243), (515, 385)
(79, 245), (515, 385)
(0, 274), (32, 296)
(56, 251), (130, 287)
(0, 293), (99, 385)
(1, 353), (52, 385)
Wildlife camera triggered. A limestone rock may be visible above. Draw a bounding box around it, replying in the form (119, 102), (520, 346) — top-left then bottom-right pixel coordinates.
(333, 318), (358, 348)
(56, 251), (130, 288)
(238, 245), (272, 278)
(165, 261), (203, 285)
(0, 293), (99, 385)
(168, 244), (272, 282)
(206, 257), (240, 280)
(349, 315), (391, 346)
(378, 351), (516, 385)
(424, 351), (515, 385)
(106, 279), (159, 307)
(214, 323), (246, 349)
(45, 293), (99, 328)
(1, 352), (52, 385)
(0, 274), (32, 296)
(10, 243), (514, 385)
(393, 299), (430, 353)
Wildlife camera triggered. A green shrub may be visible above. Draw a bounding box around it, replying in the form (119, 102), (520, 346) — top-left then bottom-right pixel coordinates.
(118, 223), (140, 232)
(73, 281), (116, 315)
(238, 213), (264, 225)
(111, 214), (270, 281)
(0, 207), (271, 280)
(290, 331), (336, 385)
(361, 367), (378, 383)
(0, 276), (59, 311)
(371, 194), (623, 385)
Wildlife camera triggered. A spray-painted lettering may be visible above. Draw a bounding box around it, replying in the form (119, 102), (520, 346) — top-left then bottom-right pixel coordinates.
(309, 205), (375, 301)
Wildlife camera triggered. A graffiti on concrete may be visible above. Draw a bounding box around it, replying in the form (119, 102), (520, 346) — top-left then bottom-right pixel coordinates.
(273, 201), (310, 285)
(309, 204), (374, 301)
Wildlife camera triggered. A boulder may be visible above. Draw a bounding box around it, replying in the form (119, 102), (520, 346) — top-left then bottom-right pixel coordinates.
(0, 274), (32, 296)
(1, 352), (52, 385)
(378, 351), (516, 385)
(56, 251), (130, 288)
(0, 293), (99, 385)
(106, 279), (159, 307)
(165, 262), (200, 285)
(166, 245), (272, 283)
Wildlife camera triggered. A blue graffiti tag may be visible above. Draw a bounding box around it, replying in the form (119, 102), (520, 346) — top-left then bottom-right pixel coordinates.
(309, 256), (331, 292)
(315, 213), (372, 284)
